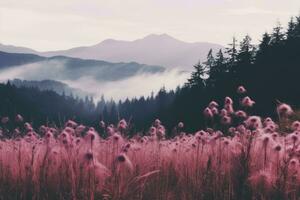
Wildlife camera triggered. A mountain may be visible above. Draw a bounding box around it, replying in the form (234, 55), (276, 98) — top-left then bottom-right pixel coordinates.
(0, 34), (223, 69)
(9, 79), (91, 98)
(0, 51), (165, 82)
(0, 43), (39, 54)
(0, 51), (44, 69)
(41, 34), (223, 69)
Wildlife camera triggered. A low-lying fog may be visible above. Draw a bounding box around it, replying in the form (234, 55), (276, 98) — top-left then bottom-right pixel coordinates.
(64, 70), (189, 101)
(0, 62), (190, 101)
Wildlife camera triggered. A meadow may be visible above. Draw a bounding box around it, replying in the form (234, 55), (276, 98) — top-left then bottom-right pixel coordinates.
(0, 86), (299, 200)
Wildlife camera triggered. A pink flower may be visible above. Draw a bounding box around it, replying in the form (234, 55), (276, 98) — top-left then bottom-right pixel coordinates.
(156, 125), (166, 139)
(245, 116), (262, 129)
(220, 109), (228, 117)
(15, 114), (23, 123)
(24, 122), (33, 131)
(118, 119), (128, 130)
(224, 103), (234, 114)
(237, 86), (247, 94)
(235, 110), (247, 118)
(277, 103), (293, 116)
(263, 117), (274, 126)
(221, 116), (232, 125)
(99, 120), (105, 128)
(65, 120), (78, 128)
(1, 117), (9, 124)
(75, 125), (86, 134)
(154, 119), (161, 127)
(224, 97), (233, 105)
(203, 107), (213, 118)
(241, 96), (255, 107)
(291, 121), (300, 131)
(211, 107), (219, 115)
(116, 153), (133, 172)
(106, 126), (114, 136)
(273, 144), (282, 152)
(178, 122), (184, 129)
(208, 101), (219, 109)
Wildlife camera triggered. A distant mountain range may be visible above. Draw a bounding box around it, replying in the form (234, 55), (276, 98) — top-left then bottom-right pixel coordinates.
(0, 51), (164, 82)
(0, 34), (223, 69)
(0, 43), (39, 55)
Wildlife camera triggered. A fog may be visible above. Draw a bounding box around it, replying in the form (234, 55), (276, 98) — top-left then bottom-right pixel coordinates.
(63, 70), (189, 101)
(0, 62), (190, 101)
(0, 60), (66, 81)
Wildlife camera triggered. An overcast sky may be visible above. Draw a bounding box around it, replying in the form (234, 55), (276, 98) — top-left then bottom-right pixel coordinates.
(1, 0), (300, 51)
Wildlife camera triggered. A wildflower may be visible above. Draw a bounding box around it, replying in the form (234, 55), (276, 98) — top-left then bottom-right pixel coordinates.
(235, 110), (247, 118)
(264, 122), (277, 133)
(154, 119), (161, 127)
(263, 117), (274, 126)
(107, 126), (114, 136)
(225, 97), (233, 105)
(289, 158), (299, 168)
(64, 127), (75, 136)
(277, 103), (293, 116)
(84, 130), (98, 143)
(228, 127), (236, 134)
(149, 126), (156, 136)
(241, 96), (255, 107)
(288, 133), (298, 144)
(84, 151), (94, 161)
(116, 153), (133, 172)
(117, 154), (126, 162)
(75, 125), (86, 135)
(236, 124), (246, 133)
(24, 122), (33, 131)
(272, 133), (278, 140)
(211, 107), (219, 115)
(221, 116), (232, 125)
(112, 133), (122, 143)
(223, 138), (231, 146)
(156, 125), (166, 139)
(203, 107), (213, 118)
(15, 114), (23, 123)
(65, 120), (78, 128)
(208, 101), (219, 109)
(224, 103), (234, 114)
(245, 116), (262, 129)
(237, 86), (246, 94)
(118, 119), (127, 130)
(99, 120), (105, 128)
(273, 144), (282, 152)
(291, 121), (300, 131)
(220, 109), (227, 117)
(262, 134), (272, 146)
(178, 122), (184, 129)
(45, 131), (53, 139)
(39, 125), (48, 134)
(75, 138), (81, 145)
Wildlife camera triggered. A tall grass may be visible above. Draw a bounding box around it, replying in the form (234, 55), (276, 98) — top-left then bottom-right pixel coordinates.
(0, 86), (299, 200)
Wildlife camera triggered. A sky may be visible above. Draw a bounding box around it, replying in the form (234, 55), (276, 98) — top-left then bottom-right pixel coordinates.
(1, 0), (300, 51)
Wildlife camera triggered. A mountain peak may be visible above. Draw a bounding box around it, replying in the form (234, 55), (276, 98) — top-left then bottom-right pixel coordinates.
(98, 38), (119, 45)
(141, 33), (177, 41)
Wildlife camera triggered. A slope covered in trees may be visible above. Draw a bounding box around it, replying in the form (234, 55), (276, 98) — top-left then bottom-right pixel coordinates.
(1, 15), (300, 136)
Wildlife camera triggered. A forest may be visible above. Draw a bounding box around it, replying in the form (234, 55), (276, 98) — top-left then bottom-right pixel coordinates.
(1, 15), (300, 136)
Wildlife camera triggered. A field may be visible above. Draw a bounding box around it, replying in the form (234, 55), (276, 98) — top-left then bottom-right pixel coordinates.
(0, 86), (299, 200)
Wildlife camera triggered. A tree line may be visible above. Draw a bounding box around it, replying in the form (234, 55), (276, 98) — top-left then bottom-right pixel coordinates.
(2, 15), (300, 136)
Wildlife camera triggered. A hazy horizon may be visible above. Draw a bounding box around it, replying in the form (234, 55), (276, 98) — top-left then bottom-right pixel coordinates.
(1, 0), (300, 51)
(0, 33), (222, 52)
